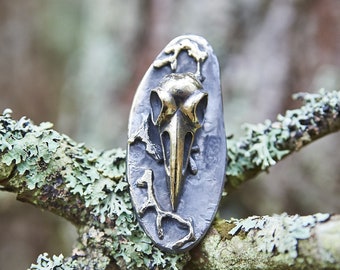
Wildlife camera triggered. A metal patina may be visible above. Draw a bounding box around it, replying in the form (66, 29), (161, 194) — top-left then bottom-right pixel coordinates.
(127, 35), (227, 252)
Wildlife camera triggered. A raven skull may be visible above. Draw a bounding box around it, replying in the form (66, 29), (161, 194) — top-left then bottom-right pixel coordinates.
(150, 73), (208, 211)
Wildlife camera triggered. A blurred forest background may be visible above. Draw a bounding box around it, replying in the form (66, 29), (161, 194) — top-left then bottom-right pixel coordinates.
(0, 0), (340, 269)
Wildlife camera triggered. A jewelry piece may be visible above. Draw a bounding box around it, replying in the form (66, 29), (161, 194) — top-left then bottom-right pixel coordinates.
(127, 35), (227, 252)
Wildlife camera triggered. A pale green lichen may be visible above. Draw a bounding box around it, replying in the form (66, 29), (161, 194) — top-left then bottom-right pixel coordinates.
(0, 109), (63, 190)
(228, 213), (331, 258)
(191, 213), (335, 270)
(313, 216), (340, 264)
(30, 253), (65, 270)
(197, 232), (279, 270)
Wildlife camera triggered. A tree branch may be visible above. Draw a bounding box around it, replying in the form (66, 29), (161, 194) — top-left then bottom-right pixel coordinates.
(1, 90), (340, 269)
(188, 213), (340, 270)
(226, 90), (340, 191)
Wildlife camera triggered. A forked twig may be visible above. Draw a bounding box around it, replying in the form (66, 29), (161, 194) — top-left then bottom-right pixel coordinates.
(137, 169), (195, 249)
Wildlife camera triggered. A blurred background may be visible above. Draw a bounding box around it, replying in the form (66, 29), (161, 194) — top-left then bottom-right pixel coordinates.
(0, 0), (340, 268)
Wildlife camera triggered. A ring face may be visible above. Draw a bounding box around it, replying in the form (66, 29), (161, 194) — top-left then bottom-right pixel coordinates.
(127, 35), (227, 252)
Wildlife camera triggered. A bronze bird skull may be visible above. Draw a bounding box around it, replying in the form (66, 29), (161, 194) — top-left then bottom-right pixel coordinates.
(150, 72), (208, 211)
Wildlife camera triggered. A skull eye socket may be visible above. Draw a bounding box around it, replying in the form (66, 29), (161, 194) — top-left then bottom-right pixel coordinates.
(150, 89), (176, 125)
(182, 92), (208, 127)
(195, 93), (208, 126)
(150, 90), (162, 125)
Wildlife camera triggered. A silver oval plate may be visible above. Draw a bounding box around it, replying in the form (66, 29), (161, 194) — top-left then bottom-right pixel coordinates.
(127, 35), (227, 252)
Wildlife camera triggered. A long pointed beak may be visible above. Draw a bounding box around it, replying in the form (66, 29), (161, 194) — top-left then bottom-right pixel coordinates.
(162, 112), (194, 211)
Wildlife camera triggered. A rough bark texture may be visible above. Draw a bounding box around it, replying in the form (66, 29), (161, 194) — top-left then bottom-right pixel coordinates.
(187, 214), (340, 270)
(1, 90), (340, 269)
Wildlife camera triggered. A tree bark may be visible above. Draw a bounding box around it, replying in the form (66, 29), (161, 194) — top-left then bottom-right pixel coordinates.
(1, 90), (340, 269)
(187, 214), (340, 270)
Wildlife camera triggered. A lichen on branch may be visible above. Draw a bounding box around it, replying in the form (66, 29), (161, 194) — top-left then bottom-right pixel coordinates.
(0, 89), (340, 269)
(188, 213), (340, 270)
(226, 89), (340, 190)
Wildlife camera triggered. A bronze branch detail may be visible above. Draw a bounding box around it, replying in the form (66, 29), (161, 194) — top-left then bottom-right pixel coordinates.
(136, 169), (196, 249)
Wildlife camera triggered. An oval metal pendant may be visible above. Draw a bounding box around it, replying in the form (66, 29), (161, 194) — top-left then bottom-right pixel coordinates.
(127, 35), (227, 252)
